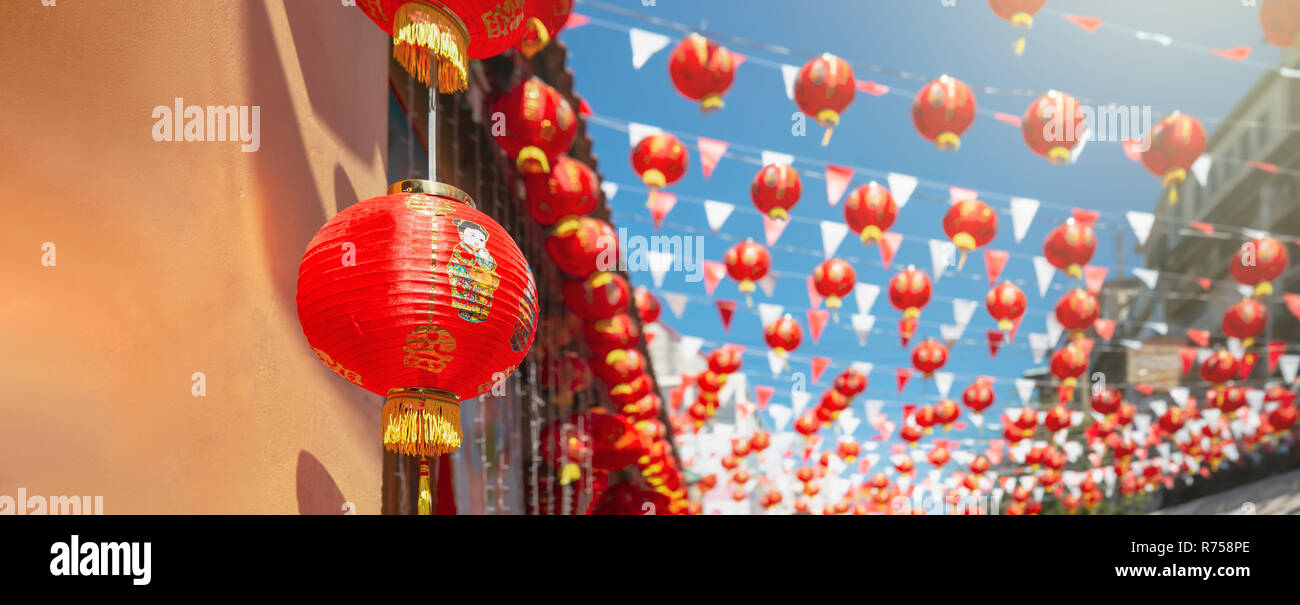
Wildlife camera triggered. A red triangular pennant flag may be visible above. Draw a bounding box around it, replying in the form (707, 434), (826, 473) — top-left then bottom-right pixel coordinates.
(1211, 45), (1252, 61)
(648, 191), (676, 230)
(644, 331), (656, 346)
(576, 96), (593, 116)
(810, 356), (831, 383)
(668, 385), (684, 411)
(899, 318), (917, 346)
(696, 137), (728, 179)
(987, 330), (1004, 358)
(1093, 318), (1115, 341)
(1071, 208), (1100, 226)
(1285, 294), (1300, 321)
(896, 368), (913, 393)
(807, 309), (829, 344)
(825, 164), (854, 207)
(880, 232), (903, 268)
(763, 215), (787, 246)
(1192, 277), (1211, 291)
(855, 79), (889, 96)
(1186, 329), (1210, 347)
(1246, 160), (1279, 173)
(902, 404), (916, 420)
(1134, 384), (1155, 395)
(1009, 314), (1024, 343)
(1077, 337), (1095, 357)
(716, 299), (737, 331)
(1239, 353), (1258, 380)
(754, 385), (774, 410)
(1269, 341), (1286, 374)
(703, 260), (727, 295)
(564, 13), (590, 29)
(993, 112), (1022, 127)
(984, 249), (1009, 285)
(1083, 265), (1108, 295)
(730, 51), (747, 70)
(1180, 347), (1198, 374)
(1188, 221), (1214, 235)
(806, 276), (824, 309)
(1063, 14), (1103, 34)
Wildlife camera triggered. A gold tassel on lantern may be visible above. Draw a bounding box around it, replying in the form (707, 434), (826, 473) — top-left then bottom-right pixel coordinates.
(417, 457), (433, 515)
(383, 387), (463, 457)
(391, 3), (470, 93)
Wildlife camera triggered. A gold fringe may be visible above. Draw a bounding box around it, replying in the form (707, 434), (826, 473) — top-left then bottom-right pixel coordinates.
(382, 388), (463, 457)
(417, 457), (433, 515)
(391, 4), (469, 94)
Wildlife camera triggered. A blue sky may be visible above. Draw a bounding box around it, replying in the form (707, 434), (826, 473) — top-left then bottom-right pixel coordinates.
(561, 0), (1282, 444)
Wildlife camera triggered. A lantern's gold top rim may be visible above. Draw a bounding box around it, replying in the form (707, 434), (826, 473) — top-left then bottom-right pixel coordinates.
(388, 180), (476, 209)
(386, 386), (462, 404)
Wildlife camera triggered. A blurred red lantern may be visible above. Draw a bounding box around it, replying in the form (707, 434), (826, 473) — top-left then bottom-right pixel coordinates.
(1230, 237), (1289, 297)
(943, 199), (998, 268)
(795, 467), (816, 484)
(927, 445), (950, 468)
(1115, 402), (1136, 427)
(1261, 0), (1300, 50)
(1158, 406), (1187, 434)
(838, 439), (861, 462)
(633, 287), (661, 324)
(821, 389), (851, 419)
(590, 348), (645, 389)
(764, 314), (804, 357)
(986, 281), (1026, 332)
(794, 53), (856, 145)
(668, 33), (737, 112)
(988, 0), (1047, 54)
(609, 374), (654, 406)
(563, 272), (630, 321)
(1055, 288), (1099, 338)
(843, 182), (897, 245)
(632, 133), (689, 191)
(1011, 406), (1038, 438)
(1269, 404), (1298, 433)
(518, 0), (572, 58)
(724, 239), (771, 296)
(1222, 298), (1267, 346)
(542, 408), (645, 473)
(732, 469), (751, 486)
(1142, 113), (1207, 204)
(1021, 90), (1084, 163)
(584, 313), (640, 356)
(593, 482), (673, 515)
(357, 0), (527, 92)
(1210, 386), (1248, 417)
(698, 473), (718, 492)
(812, 258), (856, 312)
(1043, 219), (1097, 279)
(524, 155), (599, 225)
(911, 338), (949, 378)
(297, 181), (538, 512)
(894, 455), (916, 475)
(900, 424), (923, 446)
(546, 216), (617, 277)
(969, 455), (990, 475)
(492, 77), (578, 175)
(912, 75), (976, 151)
(962, 379), (995, 414)
(751, 163), (802, 220)
(1050, 343), (1088, 398)
(696, 370), (727, 393)
(750, 430), (771, 453)
(889, 266), (933, 319)
(1200, 348), (1240, 386)
(707, 346), (744, 375)
(913, 405), (937, 433)
(795, 413), (821, 439)
(1091, 387), (1122, 416)
(935, 398), (960, 428)
(834, 368), (867, 398)
(539, 349), (592, 404)
(1044, 405), (1072, 432)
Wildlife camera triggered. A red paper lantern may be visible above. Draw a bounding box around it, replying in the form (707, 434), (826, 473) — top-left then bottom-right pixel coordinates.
(838, 439), (861, 462)
(927, 445), (950, 468)
(889, 266), (932, 319)
(1142, 113), (1207, 204)
(296, 180), (538, 515)
(1050, 342), (1088, 397)
(911, 339), (949, 378)
(357, 0), (528, 92)
(986, 281), (1026, 332)
(1209, 386), (1248, 418)
(1021, 90), (1084, 163)
(1230, 237), (1289, 297)
(724, 239), (771, 295)
(632, 133), (689, 190)
(1043, 218), (1097, 279)
(1044, 405), (1072, 432)
(539, 349), (591, 403)
(912, 75), (977, 151)
(584, 313), (640, 357)
(523, 155), (599, 225)
(545, 216), (617, 277)
(751, 163), (802, 220)
(843, 182), (897, 245)
(1200, 348), (1240, 386)
(812, 258), (856, 311)
(913, 406), (937, 433)
(988, 0), (1047, 54)
(491, 77), (578, 175)
(1091, 387), (1122, 416)
(563, 271), (630, 321)
(833, 368), (867, 398)
(1055, 288), (1099, 338)
(935, 398), (960, 428)
(943, 199), (998, 268)
(1011, 407), (1038, 438)
(609, 374), (654, 406)
(516, 0), (573, 58)
(795, 412), (821, 439)
(590, 348), (645, 389)
(894, 454), (916, 474)
(632, 287), (661, 324)
(696, 370), (727, 393)
(1223, 298), (1267, 346)
(707, 346), (744, 375)
(1268, 403), (1298, 433)
(1260, 0), (1300, 50)
(668, 33), (737, 112)
(962, 379), (995, 414)
(1158, 406), (1187, 434)
(764, 314), (804, 356)
(969, 455), (990, 476)
(541, 408), (644, 473)
(794, 53), (856, 145)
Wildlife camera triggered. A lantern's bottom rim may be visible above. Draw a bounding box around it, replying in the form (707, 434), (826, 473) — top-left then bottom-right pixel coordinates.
(386, 386), (461, 407)
(387, 179), (476, 209)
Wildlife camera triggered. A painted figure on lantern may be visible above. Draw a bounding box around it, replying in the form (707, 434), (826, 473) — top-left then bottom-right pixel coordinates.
(448, 218), (501, 323)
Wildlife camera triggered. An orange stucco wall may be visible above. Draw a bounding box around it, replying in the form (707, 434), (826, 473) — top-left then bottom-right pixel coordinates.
(0, 0), (393, 513)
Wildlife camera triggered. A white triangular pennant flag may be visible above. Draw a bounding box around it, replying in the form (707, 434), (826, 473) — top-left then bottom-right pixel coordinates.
(1069, 129), (1091, 164)
(1197, 348), (1213, 364)
(821, 221), (849, 259)
(1046, 313), (1064, 346)
(780, 64), (799, 100)
(1237, 284), (1255, 299)
(703, 200), (734, 233)
(1028, 333), (1051, 364)
(679, 336), (704, 363)
(850, 314), (876, 346)
(662, 291), (688, 318)
(600, 182), (619, 204)
(767, 351), (784, 377)
(1169, 387), (1189, 407)
(1032, 256), (1055, 297)
(952, 298), (978, 327)
(838, 411), (861, 436)
(930, 239), (956, 282)
(791, 389), (812, 416)
(647, 251), (672, 288)
(768, 404), (793, 432)
(1126, 211), (1155, 246)
(757, 274), (777, 297)
(1191, 155), (1212, 187)
(851, 361), (874, 379)
(854, 283), (881, 314)
(761, 151), (795, 167)
(1227, 338), (1245, 360)
(1010, 198), (1040, 243)
(939, 324), (964, 347)
(887, 173), (918, 210)
(629, 28), (672, 69)
(1135, 30), (1173, 46)
(934, 372), (955, 398)
(1246, 388), (1265, 411)
(1015, 378), (1036, 406)
(1132, 268), (1159, 289)
(626, 121), (662, 148)
(1145, 321), (1168, 336)
(1280, 355), (1300, 382)
(1119, 339), (1142, 351)
(757, 303), (784, 327)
